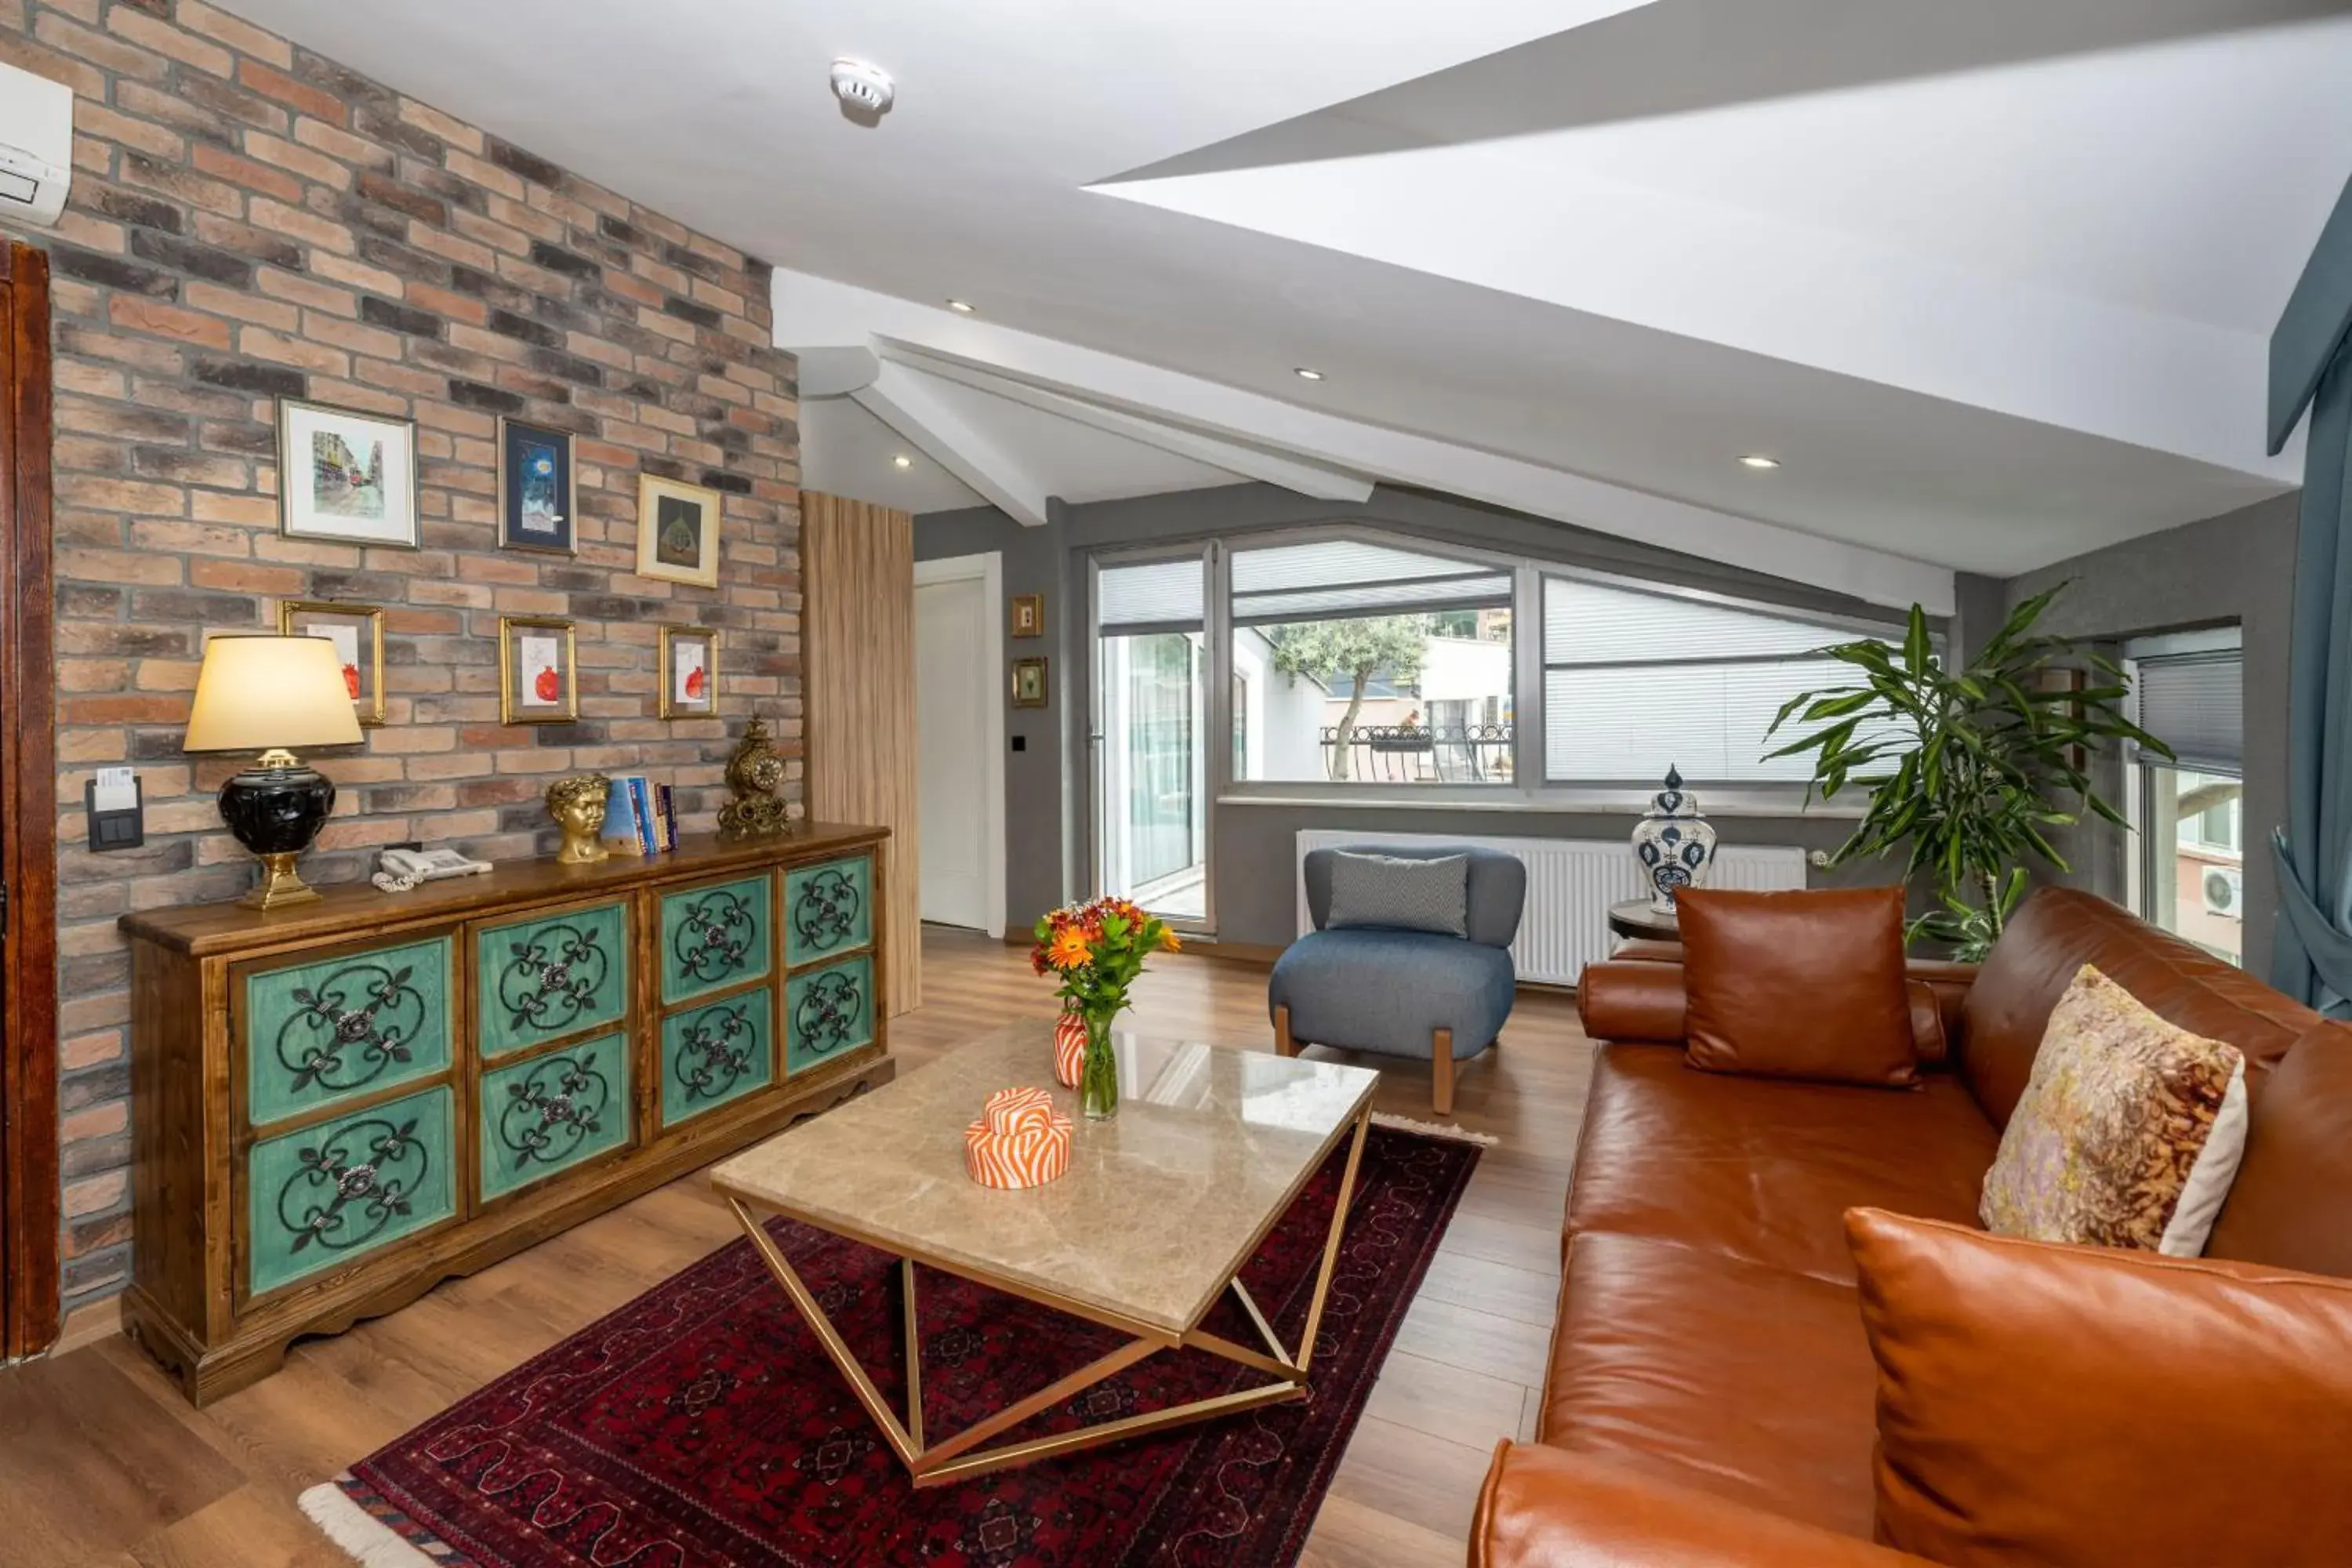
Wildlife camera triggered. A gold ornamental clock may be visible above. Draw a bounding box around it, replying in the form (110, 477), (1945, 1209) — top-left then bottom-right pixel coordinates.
(718, 716), (792, 838)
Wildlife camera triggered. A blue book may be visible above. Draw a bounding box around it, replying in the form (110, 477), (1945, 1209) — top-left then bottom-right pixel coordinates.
(628, 776), (657, 855)
(602, 777), (642, 854)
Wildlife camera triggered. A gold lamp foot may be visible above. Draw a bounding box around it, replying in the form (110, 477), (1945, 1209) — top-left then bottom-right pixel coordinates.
(240, 851), (321, 910)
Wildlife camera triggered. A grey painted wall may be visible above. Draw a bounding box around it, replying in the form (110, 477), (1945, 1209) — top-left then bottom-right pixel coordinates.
(913, 481), (1931, 938)
(2000, 491), (2298, 978)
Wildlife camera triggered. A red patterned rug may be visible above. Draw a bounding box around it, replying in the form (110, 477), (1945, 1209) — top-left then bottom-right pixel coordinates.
(301, 1123), (1482, 1567)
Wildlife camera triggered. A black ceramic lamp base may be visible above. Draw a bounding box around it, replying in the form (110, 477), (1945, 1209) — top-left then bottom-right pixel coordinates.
(218, 755), (336, 909)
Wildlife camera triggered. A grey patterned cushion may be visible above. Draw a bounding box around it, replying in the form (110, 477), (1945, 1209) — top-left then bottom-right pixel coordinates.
(1327, 851), (1469, 938)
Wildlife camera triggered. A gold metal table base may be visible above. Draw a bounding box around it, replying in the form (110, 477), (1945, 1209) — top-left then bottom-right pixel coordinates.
(725, 1107), (1372, 1488)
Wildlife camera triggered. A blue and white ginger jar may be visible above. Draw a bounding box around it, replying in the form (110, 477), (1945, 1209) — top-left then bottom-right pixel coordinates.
(1631, 766), (1718, 914)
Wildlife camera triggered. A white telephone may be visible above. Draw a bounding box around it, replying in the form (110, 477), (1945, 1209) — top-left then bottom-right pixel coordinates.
(374, 846), (494, 893)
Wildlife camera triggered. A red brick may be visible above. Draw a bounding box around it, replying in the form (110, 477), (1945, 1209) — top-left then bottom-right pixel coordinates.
(106, 297), (233, 351)
(176, 0), (294, 68)
(249, 195), (353, 253)
(238, 59), (346, 125)
(190, 560), (303, 594)
(62, 694), (191, 725)
(241, 130), (353, 191)
(192, 143), (305, 203)
(106, 9), (234, 77)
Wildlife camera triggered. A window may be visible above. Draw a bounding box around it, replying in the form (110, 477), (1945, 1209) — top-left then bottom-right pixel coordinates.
(1229, 538), (1514, 784)
(1095, 555), (1209, 920)
(2125, 633), (2244, 965)
(1541, 575), (1904, 783)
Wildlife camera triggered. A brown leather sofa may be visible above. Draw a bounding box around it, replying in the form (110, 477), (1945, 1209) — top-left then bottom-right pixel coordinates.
(1472, 887), (2352, 1566)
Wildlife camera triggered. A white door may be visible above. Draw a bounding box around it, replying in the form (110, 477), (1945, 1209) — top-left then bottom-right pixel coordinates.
(915, 575), (994, 931)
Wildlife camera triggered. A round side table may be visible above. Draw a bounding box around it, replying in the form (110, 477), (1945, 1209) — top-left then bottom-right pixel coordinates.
(1606, 898), (1680, 942)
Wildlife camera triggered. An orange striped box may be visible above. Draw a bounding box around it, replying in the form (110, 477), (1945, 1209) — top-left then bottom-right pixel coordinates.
(964, 1086), (1074, 1189)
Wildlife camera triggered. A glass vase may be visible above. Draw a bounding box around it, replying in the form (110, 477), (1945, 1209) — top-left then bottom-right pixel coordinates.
(1079, 1007), (1120, 1120)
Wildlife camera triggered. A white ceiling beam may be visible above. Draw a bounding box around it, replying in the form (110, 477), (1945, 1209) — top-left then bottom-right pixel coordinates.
(775, 272), (1956, 612)
(876, 339), (1375, 503)
(851, 362), (1054, 528)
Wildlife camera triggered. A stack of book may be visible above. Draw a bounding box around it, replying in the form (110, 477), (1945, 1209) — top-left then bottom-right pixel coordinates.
(601, 775), (680, 855)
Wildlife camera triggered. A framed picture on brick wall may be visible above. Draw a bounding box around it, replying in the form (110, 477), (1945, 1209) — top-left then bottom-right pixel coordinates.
(658, 625), (720, 720)
(497, 417), (576, 554)
(277, 398), (419, 548)
(637, 474), (722, 588)
(278, 600), (387, 728)
(499, 615), (579, 725)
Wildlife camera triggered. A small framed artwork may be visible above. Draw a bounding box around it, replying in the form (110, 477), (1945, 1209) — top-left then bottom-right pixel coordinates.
(1011, 655), (1049, 709)
(658, 624), (720, 719)
(1010, 593), (1044, 638)
(277, 398), (419, 548)
(499, 615), (579, 725)
(498, 417), (575, 554)
(278, 599), (387, 727)
(637, 474), (723, 588)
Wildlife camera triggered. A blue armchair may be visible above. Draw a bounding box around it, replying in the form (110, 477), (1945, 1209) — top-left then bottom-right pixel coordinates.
(1268, 844), (1527, 1114)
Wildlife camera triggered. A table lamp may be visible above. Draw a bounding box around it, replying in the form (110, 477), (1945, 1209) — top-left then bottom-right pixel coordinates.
(183, 634), (365, 909)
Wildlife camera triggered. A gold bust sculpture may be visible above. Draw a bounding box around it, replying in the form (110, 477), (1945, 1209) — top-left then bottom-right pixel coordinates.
(545, 773), (612, 864)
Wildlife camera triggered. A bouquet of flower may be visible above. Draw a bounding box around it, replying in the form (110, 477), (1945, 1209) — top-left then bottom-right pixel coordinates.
(1031, 896), (1178, 1118)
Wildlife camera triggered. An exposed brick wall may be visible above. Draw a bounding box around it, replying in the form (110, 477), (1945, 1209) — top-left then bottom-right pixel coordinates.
(1, 0), (804, 1312)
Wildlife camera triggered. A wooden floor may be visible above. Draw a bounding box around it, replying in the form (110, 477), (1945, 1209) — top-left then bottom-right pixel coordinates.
(0, 928), (1592, 1568)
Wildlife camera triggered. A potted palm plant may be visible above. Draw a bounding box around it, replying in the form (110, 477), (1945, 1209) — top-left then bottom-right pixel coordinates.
(1765, 586), (2171, 960)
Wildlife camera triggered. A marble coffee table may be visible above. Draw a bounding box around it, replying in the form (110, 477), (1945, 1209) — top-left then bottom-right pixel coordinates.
(707, 1020), (1380, 1488)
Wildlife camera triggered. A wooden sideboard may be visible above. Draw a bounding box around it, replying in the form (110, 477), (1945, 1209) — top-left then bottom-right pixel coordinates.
(118, 826), (895, 1404)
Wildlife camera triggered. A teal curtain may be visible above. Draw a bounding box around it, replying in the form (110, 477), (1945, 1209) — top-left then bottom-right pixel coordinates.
(2267, 172), (2352, 1016)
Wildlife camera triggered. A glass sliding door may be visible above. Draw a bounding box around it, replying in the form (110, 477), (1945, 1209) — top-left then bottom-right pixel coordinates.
(2124, 632), (2245, 965)
(1093, 551), (1211, 925)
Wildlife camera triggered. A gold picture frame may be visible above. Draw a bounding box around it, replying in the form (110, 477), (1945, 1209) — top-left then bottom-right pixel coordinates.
(499, 615), (579, 725)
(1011, 655), (1049, 708)
(1010, 592), (1044, 638)
(658, 624), (720, 720)
(277, 599), (387, 727)
(636, 473), (723, 588)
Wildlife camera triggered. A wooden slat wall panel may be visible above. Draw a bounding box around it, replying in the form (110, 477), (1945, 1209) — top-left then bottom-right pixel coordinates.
(802, 492), (921, 1014)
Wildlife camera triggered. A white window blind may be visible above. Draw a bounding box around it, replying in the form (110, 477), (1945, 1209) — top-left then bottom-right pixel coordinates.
(2132, 650), (2242, 776)
(1098, 558), (1205, 633)
(1543, 576), (1907, 783)
(1231, 539), (1508, 626)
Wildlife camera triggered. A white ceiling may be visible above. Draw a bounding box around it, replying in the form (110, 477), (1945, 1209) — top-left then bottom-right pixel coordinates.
(220, 0), (2349, 601)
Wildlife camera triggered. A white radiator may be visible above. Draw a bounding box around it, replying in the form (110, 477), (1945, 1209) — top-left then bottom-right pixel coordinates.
(1294, 830), (1808, 987)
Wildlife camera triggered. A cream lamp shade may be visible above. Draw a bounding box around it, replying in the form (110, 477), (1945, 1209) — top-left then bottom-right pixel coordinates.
(183, 634), (365, 754)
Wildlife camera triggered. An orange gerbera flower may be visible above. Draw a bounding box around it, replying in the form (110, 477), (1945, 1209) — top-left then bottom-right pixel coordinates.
(1046, 925), (1093, 971)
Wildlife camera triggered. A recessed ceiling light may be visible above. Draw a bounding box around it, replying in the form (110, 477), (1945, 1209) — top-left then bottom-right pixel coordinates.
(1294, 367), (1324, 381)
(1737, 454), (1781, 470)
(893, 455), (913, 470)
(946, 299), (976, 314)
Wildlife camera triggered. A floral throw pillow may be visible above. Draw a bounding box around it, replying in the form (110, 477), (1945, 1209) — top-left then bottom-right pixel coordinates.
(1980, 964), (2249, 1256)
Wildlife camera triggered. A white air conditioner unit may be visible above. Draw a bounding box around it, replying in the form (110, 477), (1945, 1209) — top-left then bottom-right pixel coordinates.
(0, 61), (74, 230)
(2201, 866), (2243, 920)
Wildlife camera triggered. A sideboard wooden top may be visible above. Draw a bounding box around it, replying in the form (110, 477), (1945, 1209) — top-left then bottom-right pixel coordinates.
(119, 824), (889, 956)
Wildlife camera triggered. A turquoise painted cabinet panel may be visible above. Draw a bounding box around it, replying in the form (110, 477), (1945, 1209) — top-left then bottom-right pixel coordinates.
(785, 955), (874, 1076)
(242, 936), (452, 1127)
(477, 1032), (633, 1202)
(475, 900), (630, 1058)
(783, 855), (873, 968)
(245, 1084), (456, 1298)
(659, 874), (772, 1004)
(661, 988), (775, 1127)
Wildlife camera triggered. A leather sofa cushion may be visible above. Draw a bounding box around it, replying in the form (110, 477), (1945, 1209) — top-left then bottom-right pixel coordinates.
(1959, 887), (2316, 1128)
(1849, 1208), (2352, 1566)
(1567, 1044), (1998, 1285)
(1679, 887), (1918, 1087)
(1471, 1445), (1936, 1568)
(2206, 1021), (2352, 1276)
(1579, 961), (1963, 1065)
(1541, 1232), (1881, 1538)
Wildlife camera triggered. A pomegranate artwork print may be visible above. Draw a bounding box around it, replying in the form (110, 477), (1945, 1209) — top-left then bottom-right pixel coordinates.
(341, 662), (361, 699)
(534, 664), (561, 703)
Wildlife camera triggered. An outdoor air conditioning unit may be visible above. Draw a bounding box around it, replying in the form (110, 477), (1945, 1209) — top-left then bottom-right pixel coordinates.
(0, 60), (74, 230)
(2202, 866), (2244, 920)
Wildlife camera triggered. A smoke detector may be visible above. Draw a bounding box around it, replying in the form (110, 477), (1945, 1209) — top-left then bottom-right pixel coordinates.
(830, 58), (895, 116)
